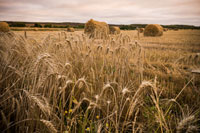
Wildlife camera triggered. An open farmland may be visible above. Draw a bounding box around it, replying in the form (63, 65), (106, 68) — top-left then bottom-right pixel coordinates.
(1, 29), (200, 132)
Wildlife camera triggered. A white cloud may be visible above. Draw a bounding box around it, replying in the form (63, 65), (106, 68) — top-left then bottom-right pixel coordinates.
(0, 0), (200, 25)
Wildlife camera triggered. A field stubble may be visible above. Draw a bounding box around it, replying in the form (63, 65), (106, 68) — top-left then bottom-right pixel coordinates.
(0, 29), (200, 132)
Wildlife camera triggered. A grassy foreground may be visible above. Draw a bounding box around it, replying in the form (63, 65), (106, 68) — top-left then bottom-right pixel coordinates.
(0, 30), (200, 132)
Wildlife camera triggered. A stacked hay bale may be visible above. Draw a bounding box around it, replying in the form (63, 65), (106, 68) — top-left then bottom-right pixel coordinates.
(67, 28), (75, 32)
(0, 22), (10, 32)
(144, 24), (163, 37)
(84, 19), (109, 39)
(110, 26), (120, 34)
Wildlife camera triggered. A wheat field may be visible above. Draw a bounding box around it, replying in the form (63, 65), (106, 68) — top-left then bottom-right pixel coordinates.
(0, 29), (200, 132)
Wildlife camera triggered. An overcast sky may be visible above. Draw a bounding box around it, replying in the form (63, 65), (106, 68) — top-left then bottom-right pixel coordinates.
(0, 0), (200, 26)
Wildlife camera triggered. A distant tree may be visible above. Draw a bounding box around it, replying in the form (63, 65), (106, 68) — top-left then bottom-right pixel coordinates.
(10, 22), (26, 27)
(53, 25), (59, 28)
(75, 25), (84, 29)
(65, 25), (69, 28)
(44, 24), (52, 28)
(34, 23), (42, 27)
(53, 25), (68, 28)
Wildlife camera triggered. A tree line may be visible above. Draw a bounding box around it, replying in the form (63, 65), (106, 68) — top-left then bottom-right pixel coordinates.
(7, 22), (200, 30)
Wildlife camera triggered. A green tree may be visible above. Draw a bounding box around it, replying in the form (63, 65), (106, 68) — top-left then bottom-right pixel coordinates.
(34, 23), (42, 27)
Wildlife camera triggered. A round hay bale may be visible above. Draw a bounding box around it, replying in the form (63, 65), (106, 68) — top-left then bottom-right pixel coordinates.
(84, 19), (109, 39)
(173, 28), (179, 31)
(67, 28), (75, 32)
(163, 28), (168, 31)
(138, 28), (144, 33)
(0, 22), (10, 32)
(144, 24), (163, 37)
(110, 26), (120, 34)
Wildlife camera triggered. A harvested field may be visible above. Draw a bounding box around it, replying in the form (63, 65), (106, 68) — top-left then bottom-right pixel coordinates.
(1, 28), (200, 132)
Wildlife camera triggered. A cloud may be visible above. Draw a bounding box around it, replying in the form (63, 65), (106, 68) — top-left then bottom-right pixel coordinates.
(0, 0), (200, 25)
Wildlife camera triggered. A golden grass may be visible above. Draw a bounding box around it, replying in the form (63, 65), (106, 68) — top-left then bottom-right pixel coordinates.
(0, 29), (199, 132)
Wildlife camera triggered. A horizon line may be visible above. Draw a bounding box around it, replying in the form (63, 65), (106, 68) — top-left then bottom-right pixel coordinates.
(1, 20), (200, 27)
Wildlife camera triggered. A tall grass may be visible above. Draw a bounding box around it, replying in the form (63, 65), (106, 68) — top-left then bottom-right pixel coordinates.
(0, 30), (199, 132)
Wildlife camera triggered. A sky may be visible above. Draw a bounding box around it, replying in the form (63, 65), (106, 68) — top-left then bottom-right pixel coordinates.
(0, 0), (200, 26)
